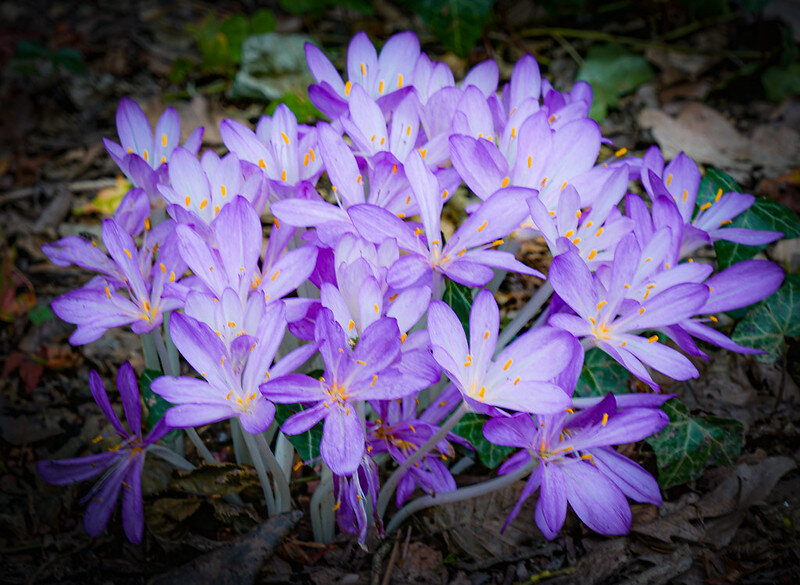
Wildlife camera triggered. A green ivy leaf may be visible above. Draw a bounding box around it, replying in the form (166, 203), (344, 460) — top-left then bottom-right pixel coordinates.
(574, 348), (629, 397)
(646, 399), (744, 489)
(274, 403), (322, 462)
(695, 168), (742, 209)
(442, 278), (473, 336)
(453, 413), (514, 469)
(576, 44), (653, 121)
(412, 0), (495, 58)
(731, 274), (800, 363)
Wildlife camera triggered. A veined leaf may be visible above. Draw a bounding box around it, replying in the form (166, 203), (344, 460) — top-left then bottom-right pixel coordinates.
(575, 348), (629, 397)
(731, 274), (800, 362)
(453, 413), (514, 469)
(443, 278), (473, 336)
(274, 403), (322, 463)
(140, 369), (181, 443)
(646, 398), (743, 489)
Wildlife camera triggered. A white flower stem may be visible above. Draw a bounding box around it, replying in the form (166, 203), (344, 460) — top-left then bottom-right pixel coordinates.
(377, 401), (468, 518)
(242, 430), (277, 516)
(385, 459), (538, 534)
(255, 432), (292, 513)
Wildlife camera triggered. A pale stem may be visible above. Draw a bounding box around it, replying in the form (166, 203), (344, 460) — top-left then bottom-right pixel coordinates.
(495, 280), (554, 352)
(147, 445), (195, 471)
(274, 433), (295, 486)
(242, 430), (277, 516)
(163, 312), (181, 376)
(255, 432), (292, 513)
(153, 332), (174, 376)
(311, 466), (336, 543)
(385, 458), (538, 534)
(185, 428), (218, 465)
(377, 401), (468, 518)
(230, 418), (249, 464)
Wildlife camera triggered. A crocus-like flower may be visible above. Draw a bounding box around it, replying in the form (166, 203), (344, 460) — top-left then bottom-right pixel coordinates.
(548, 238), (709, 389)
(350, 150), (541, 293)
(428, 289), (578, 413)
(262, 309), (424, 475)
(103, 98), (203, 200)
(49, 218), (186, 344)
(483, 394), (668, 537)
(37, 363), (170, 543)
(151, 303), (312, 434)
(641, 149), (782, 257)
(333, 454), (383, 543)
(305, 31), (420, 118)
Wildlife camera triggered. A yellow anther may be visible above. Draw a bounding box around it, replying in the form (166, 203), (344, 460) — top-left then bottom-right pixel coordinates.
(144, 218), (151, 231)
(720, 219), (732, 226)
(682, 189), (688, 202)
(228, 321), (236, 328)
(621, 340), (627, 347)
(700, 202), (712, 211)
(398, 73), (403, 88)
(588, 250), (597, 260)
(371, 375), (377, 386)
(348, 320), (355, 331)
(572, 237), (581, 244)
(143, 149), (149, 162)
(281, 170), (287, 182)
(596, 301), (607, 310)
(105, 286), (111, 298)
(442, 189), (449, 199)
(271, 270), (280, 281)
(161, 133), (168, 147)
(709, 315), (718, 322)
(274, 218), (280, 229)
(615, 147), (627, 157)
(492, 239), (504, 246)
(309, 148), (315, 162)
(200, 199), (208, 209)
(501, 176), (510, 188)
(400, 333), (407, 344)
(360, 62), (366, 76)
(477, 220), (488, 232)
(666, 173), (673, 186)
(648, 335), (659, 343)
(169, 271), (175, 282)
(393, 164), (398, 174)
(280, 132), (289, 145)
(564, 230), (574, 238)
(503, 359), (513, 371)
(639, 307), (646, 315)
(214, 205), (220, 216)
(258, 158), (266, 168)
(185, 195), (191, 206)
(345, 81), (352, 96)
(379, 80), (384, 93)
(596, 226), (604, 237)
(124, 248), (132, 258)
(513, 377), (520, 385)
(356, 360), (366, 366)
(511, 127), (516, 138)
(374, 303), (379, 313)
(548, 114), (556, 123)
(561, 181), (568, 191)
(303, 153), (309, 166)
(406, 126), (411, 137)
(602, 413), (609, 426)
(419, 148), (427, 158)
(715, 188), (723, 202)
(527, 156), (532, 168)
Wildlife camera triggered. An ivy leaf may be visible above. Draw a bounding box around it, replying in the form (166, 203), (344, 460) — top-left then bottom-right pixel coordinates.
(695, 168), (742, 209)
(453, 413), (513, 469)
(646, 399), (744, 489)
(412, 0), (495, 58)
(274, 403), (322, 463)
(574, 348), (629, 397)
(442, 278), (473, 336)
(140, 369), (181, 444)
(731, 274), (800, 363)
(576, 44), (653, 121)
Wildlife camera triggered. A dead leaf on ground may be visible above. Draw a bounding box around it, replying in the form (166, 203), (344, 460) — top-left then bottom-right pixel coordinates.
(392, 541), (447, 585)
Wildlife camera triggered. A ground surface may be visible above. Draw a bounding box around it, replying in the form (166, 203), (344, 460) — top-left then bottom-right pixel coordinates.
(1, 1), (799, 584)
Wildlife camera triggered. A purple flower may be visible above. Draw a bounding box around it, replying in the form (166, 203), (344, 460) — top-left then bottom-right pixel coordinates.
(333, 454), (383, 543)
(48, 218), (186, 344)
(306, 31), (420, 119)
(151, 302), (314, 434)
(103, 98), (203, 200)
(548, 238), (710, 389)
(350, 150), (541, 292)
(262, 309), (424, 475)
(428, 289), (578, 413)
(483, 394), (668, 537)
(220, 105), (322, 201)
(37, 363), (169, 543)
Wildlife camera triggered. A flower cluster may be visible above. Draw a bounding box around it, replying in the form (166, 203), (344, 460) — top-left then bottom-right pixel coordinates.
(40, 31), (785, 545)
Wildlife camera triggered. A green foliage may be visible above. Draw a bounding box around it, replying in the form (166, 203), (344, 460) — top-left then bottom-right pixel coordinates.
(11, 41), (85, 76)
(27, 304), (54, 325)
(646, 399), (744, 489)
(574, 348), (629, 397)
(412, 0), (495, 58)
(732, 274), (800, 362)
(185, 9), (276, 78)
(278, 0), (373, 17)
(453, 413), (514, 469)
(762, 63), (800, 103)
(140, 369), (181, 442)
(266, 92), (322, 124)
(443, 278), (474, 336)
(576, 44), (653, 121)
(695, 168), (741, 209)
(274, 403), (322, 462)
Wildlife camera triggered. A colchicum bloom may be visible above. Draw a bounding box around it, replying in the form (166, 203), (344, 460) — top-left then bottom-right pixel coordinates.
(37, 363), (171, 543)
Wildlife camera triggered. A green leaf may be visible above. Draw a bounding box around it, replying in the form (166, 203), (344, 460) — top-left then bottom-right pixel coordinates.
(574, 348), (629, 397)
(442, 278), (473, 336)
(249, 9), (277, 36)
(53, 47), (86, 75)
(274, 403), (322, 462)
(576, 44), (654, 121)
(731, 274), (800, 362)
(27, 304), (54, 325)
(140, 369), (181, 442)
(762, 63), (800, 103)
(695, 168), (742, 209)
(646, 399), (744, 489)
(278, 0), (373, 17)
(412, 0), (495, 58)
(453, 413), (514, 469)
(266, 92), (322, 124)
(714, 197), (800, 269)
